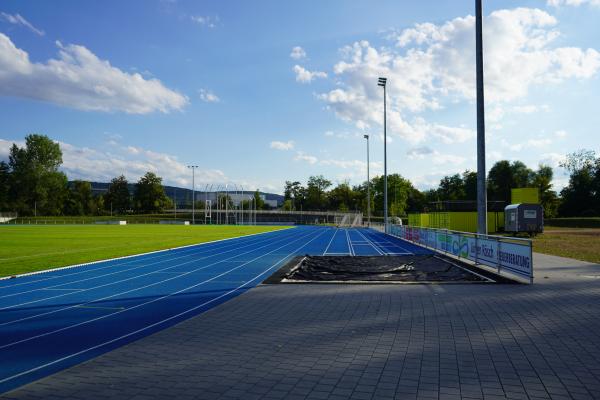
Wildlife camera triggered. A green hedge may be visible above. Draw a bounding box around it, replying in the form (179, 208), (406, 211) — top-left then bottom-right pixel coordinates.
(545, 218), (600, 228)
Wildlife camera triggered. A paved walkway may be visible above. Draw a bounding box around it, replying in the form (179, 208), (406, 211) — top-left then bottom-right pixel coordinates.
(3, 253), (600, 400)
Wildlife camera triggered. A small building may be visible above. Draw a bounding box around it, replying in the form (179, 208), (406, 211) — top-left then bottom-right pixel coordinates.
(504, 204), (544, 235)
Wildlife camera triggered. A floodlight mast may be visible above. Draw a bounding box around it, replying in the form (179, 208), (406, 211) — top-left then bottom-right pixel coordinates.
(187, 165), (199, 225)
(476, 0), (488, 234)
(378, 77), (388, 232)
(364, 134), (371, 227)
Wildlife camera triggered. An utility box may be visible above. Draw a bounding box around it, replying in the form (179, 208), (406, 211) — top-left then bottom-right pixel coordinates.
(504, 204), (544, 235)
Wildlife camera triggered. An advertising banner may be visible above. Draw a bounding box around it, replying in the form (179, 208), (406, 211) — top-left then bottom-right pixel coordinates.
(388, 225), (532, 282)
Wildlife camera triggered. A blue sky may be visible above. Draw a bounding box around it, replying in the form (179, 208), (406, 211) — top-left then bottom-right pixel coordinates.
(0, 0), (599, 193)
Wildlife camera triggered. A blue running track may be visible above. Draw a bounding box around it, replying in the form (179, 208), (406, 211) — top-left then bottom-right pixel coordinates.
(0, 226), (430, 393)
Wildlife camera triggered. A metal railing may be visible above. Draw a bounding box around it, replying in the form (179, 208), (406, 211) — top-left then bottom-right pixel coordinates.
(386, 224), (534, 284)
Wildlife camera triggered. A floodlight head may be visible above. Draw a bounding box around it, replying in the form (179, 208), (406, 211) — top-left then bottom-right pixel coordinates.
(364, 134), (369, 139)
(378, 77), (387, 87)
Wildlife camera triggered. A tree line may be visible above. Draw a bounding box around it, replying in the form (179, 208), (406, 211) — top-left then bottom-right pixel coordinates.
(0, 135), (172, 216)
(284, 152), (600, 218)
(0, 134), (598, 218)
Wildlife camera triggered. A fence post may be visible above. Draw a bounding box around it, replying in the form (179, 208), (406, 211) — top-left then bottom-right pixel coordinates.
(497, 237), (502, 275)
(529, 240), (534, 284)
(475, 234), (479, 266)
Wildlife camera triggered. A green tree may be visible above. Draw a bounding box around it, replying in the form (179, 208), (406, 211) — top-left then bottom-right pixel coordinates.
(306, 175), (332, 210)
(462, 170), (478, 201)
(65, 180), (95, 216)
(372, 174), (413, 217)
(559, 150), (599, 216)
(531, 165), (559, 218)
(487, 160), (534, 203)
(105, 175), (130, 214)
(253, 190), (265, 210)
(328, 182), (356, 212)
(437, 174), (466, 201)
(0, 161), (10, 211)
(8, 134), (68, 215)
(134, 172), (169, 213)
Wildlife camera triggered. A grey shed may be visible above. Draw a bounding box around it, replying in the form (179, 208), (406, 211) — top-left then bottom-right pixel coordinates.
(504, 203), (544, 235)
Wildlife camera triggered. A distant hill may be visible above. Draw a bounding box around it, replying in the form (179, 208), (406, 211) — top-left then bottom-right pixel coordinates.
(70, 181), (285, 208)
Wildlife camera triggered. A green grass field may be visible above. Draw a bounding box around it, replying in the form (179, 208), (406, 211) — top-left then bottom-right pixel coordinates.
(0, 225), (291, 278)
(532, 226), (600, 264)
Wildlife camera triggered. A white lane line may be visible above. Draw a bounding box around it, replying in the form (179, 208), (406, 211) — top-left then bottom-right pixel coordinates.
(345, 229), (355, 256)
(0, 228), (291, 289)
(0, 229), (303, 327)
(356, 229), (384, 255)
(0, 228), (322, 354)
(0, 228), (327, 388)
(0, 231), (283, 299)
(323, 228), (338, 256)
(366, 230), (415, 254)
(0, 229), (299, 311)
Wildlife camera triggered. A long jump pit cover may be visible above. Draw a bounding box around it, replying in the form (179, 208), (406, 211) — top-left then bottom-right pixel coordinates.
(266, 255), (497, 283)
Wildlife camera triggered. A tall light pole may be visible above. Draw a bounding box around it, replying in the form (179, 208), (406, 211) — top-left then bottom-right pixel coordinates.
(363, 134), (371, 227)
(476, 0), (487, 234)
(378, 77), (388, 232)
(187, 165), (198, 225)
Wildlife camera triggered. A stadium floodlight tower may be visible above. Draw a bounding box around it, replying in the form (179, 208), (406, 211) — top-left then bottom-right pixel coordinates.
(187, 165), (199, 225)
(475, 0), (487, 234)
(377, 77), (388, 232)
(363, 134), (371, 227)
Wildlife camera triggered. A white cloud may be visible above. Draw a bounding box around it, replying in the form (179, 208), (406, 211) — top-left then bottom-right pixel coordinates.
(290, 46), (306, 60)
(547, 0), (600, 7)
(406, 146), (434, 158)
(0, 138), (225, 186)
(540, 152), (567, 168)
(0, 12), (44, 36)
(270, 140), (295, 151)
(554, 130), (568, 138)
(199, 88), (220, 103)
(504, 137), (553, 151)
(317, 8), (600, 144)
(294, 151), (318, 164)
(0, 33), (188, 113)
(406, 146), (465, 165)
(293, 65), (327, 83)
(190, 15), (219, 28)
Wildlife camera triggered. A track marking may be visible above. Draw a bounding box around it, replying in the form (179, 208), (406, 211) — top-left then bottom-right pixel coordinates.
(0, 228), (319, 346)
(345, 229), (355, 256)
(0, 229), (327, 386)
(0, 231), (282, 300)
(0, 229), (300, 311)
(0, 230), (303, 327)
(75, 305), (126, 311)
(322, 228), (338, 255)
(365, 229), (415, 254)
(0, 228), (291, 289)
(356, 229), (384, 255)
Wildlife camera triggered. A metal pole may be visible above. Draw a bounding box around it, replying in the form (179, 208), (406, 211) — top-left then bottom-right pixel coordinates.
(225, 184), (228, 225)
(476, 0), (488, 235)
(364, 134), (371, 227)
(378, 77), (388, 233)
(383, 84), (388, 232)
(240, 186), (244, 225)
(187, 165), (198, 225)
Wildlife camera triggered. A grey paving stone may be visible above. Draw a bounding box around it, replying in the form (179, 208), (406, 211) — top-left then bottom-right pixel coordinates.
(3, 252), (600, 400)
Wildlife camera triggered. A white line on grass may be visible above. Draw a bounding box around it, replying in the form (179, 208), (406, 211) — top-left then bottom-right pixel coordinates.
(0, 227), (327, 388)
(0, 227), (292, 287)
(0, 229), (287, 300)
(0, 229), (302, 326)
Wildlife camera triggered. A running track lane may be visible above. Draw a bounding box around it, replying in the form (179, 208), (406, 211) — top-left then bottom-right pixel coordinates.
(0, 226), (429, 393)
